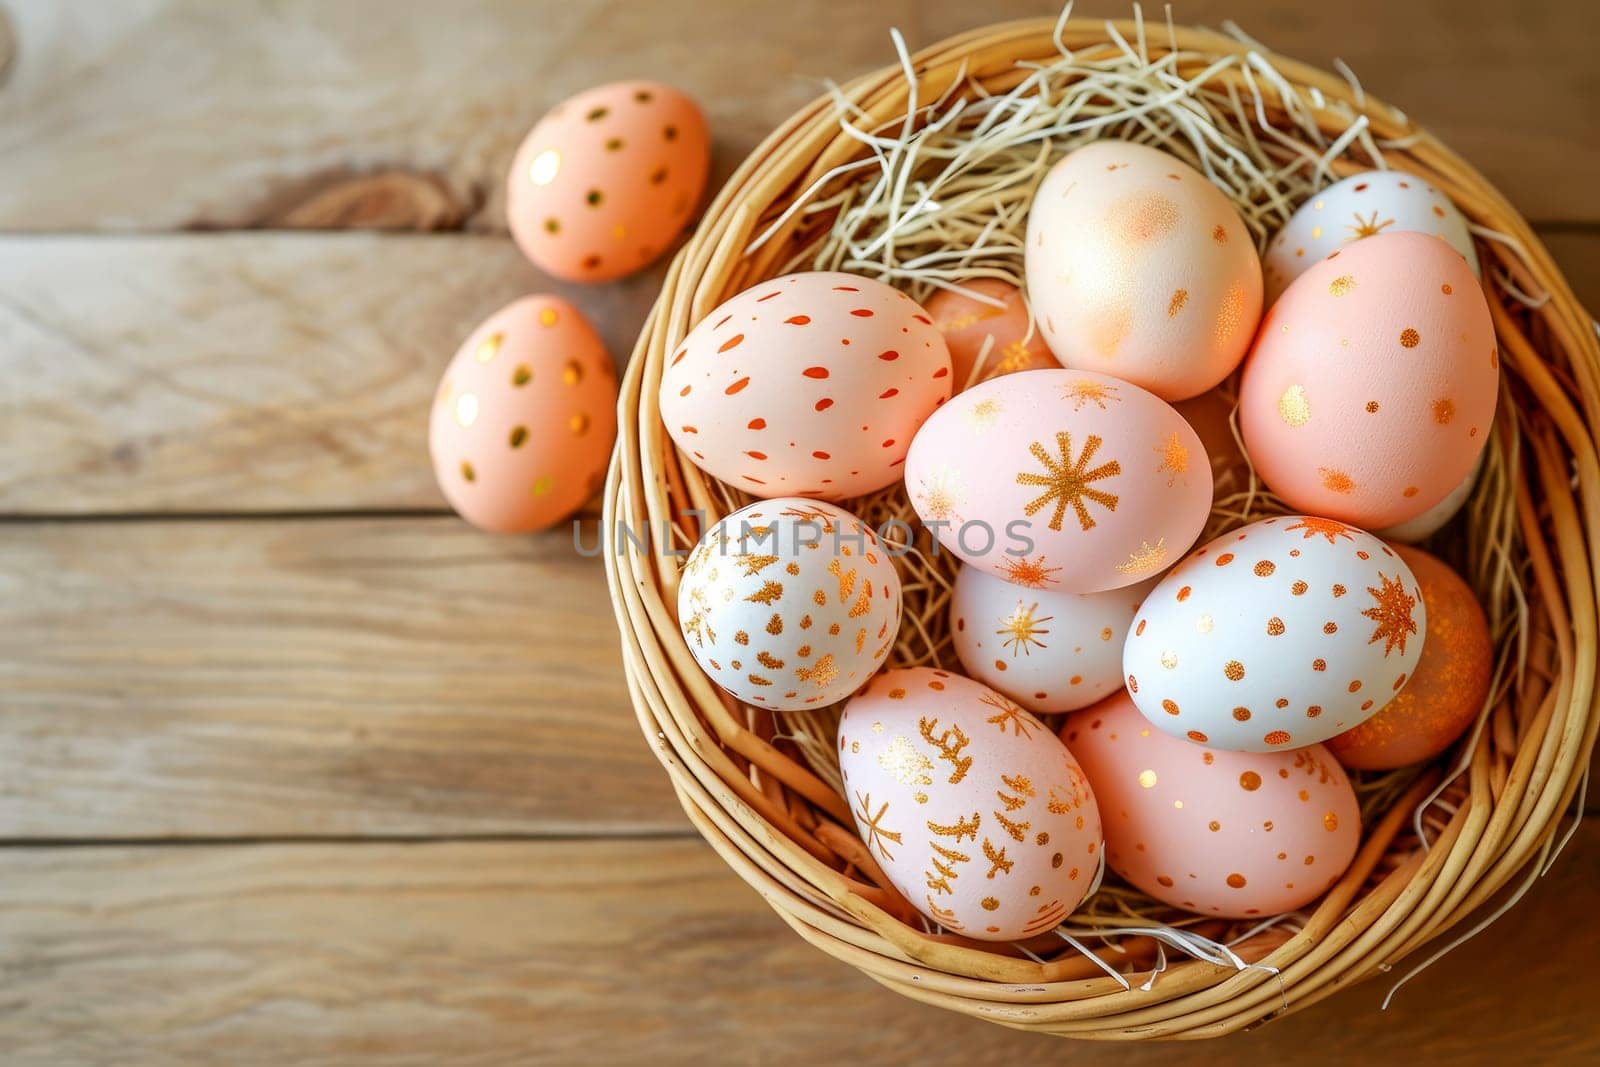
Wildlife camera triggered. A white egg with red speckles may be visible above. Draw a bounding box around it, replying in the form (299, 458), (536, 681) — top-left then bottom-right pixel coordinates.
(950, 565), (1158, 713)
(660, 271), (952, 500)
(677, 499), (900, 710)
(1123, 515), (1426, 752)
(839, 668), (1103, 941)
(1064, 689), (1360, 918)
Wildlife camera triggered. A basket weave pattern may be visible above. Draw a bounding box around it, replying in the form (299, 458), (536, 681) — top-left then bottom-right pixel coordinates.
(605, 18), (1600, 1038)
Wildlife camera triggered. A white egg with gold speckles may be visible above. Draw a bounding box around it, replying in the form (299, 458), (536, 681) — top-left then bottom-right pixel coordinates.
(677, 499), (900, 710)
(1123, 515), (1426, 752)
(840, 668), (1103, 941)
(950, 565), (1157, 713)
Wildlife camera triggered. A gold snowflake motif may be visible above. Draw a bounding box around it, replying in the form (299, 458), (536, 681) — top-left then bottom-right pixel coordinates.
(1362, 572), (1419, 657)
(915, 467), (964, 524)
(735, 553), (779, 577)
(991, 340), (1036, 376)
(964, 397), (1004, 432)
(1017, 431), (1121, 532)
(996, 600), (1052, 655)
(1154, 431), (1190, 486)
(1115, 537), (1168, 576)
(853, 791), (903, 862)
(980, 691), (1036, 739)
(1346, 210), (1395, 240)
(1284, 516), (1355, 544)
(1061, 379), (1121, 411)
(1000, 554), (1062, 588)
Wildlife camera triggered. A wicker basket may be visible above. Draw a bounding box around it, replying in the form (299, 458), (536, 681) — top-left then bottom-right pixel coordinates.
(604, 16), (1599, 1038)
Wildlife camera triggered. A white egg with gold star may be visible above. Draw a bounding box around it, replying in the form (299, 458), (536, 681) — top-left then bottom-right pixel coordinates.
(950, 565), (1158, 713)
(1263, 170), (1479, 305)
(677, 499), (901, 710)
(1123, 515), (1426, 752)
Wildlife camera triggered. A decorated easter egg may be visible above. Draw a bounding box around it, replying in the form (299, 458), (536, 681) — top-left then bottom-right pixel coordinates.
(428, 296), (617, 533)
(1124, 515), (1427, 752)
(839, 668), (1103, 940)
(1264, 170), (1479, 304)
(950, 565), (1157, 713)
(1064, 690), (1360, 918)
(660, 272), (953, 500)
(904, 368), (1211, 594)
(1328, 544), (1491, 769)
(1025, 140), (1263, 400)
(507, 81), (710, 282)
(1376, 454), (1482, 543)
(923, 279), (1057, 389)
(1239, 231), (1498, 528)
(677, 499), (900, 709)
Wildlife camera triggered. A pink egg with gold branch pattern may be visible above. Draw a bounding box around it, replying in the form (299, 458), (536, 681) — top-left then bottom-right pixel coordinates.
(660, 272), (952, 500)
(1124, 515), (1426, 752)
(428, 295), (617, 533)
(508, 81), (710, 282)
(1025, 140), (1263, 401)
(839, 667), (1103, 941)
(1064, 689), (1360, 918)
(1239, 231), (1498, 528)
(923, 279), (1057, 390)
(904, 368), (1211, 594)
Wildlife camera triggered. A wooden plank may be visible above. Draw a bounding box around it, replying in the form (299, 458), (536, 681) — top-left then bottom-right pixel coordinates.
(5, 229), (1598, 517)
(0, 0), (1596, 232)
(0, 516), (682, 837)
(0, 831), (1594, 1064)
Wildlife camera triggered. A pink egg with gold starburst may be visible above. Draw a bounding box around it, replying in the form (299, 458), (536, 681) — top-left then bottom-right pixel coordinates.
(904, 369), (1211, 593)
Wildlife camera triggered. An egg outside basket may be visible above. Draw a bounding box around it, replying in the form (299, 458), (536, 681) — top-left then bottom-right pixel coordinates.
(603, 14), (1600, 1039)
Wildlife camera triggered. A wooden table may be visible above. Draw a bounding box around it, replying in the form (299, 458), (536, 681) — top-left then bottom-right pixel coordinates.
(3, 1), (1597, 1062)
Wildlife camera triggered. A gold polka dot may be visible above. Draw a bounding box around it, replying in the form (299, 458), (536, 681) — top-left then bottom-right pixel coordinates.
(1311, 226), (1323, 239)
(664, 124), (679, 141)
(531, 475), (554, 497)
(512, 364), (532, 387)
(1226, 873), (1247, 889)
(980, 896), (1000, 911)
(475, 332), (504, 362)
(1400, 328), (1421, 348)
(1433, 398), (1455, 424)
(528, 149), (561, 186)
(1185, 731), (1208, 743)
(1161, 699), (1180, 715)
(1292, 581), (1309, 596)
(1441, 283), (1453, 295)
(1324, 812), (1339, 831)
(1264, 730), (1291, 746)
(1195, 614), (1214, 633)
(1138, 770), (1158, 789)
(1157, 874), (1175, 887)
(1240, 772), (1261, 791)
(604, 137), (623, 152)
(585, 189), (603, 207)
(570, 413), (591, 436)
(1232, 706), (1251, 722)
(1254, 560), (1276, 577)
(585, 106), (609, 122)
(460, 460), (476, 482)
(1365, 400), (1380, 413)
(1321, 468), (1356, 494)
(1323, 621), (1338, 635)
(1224, 660), (1245, 681)
(1161, 650), (1179, 670)
(1267, 617), (1285, 636)
(611, 223), (627, 240)
(563, 360), (584, 386)
(453, 392), (480, 427)
(544, 217), (560, 234)
(508, 426), (528, 448)
(1278, 384), (1311, 426)
(1209, 821), (1221, 832)
(1328, 274), (1356, 297)
(1307, 704), (1323, 718)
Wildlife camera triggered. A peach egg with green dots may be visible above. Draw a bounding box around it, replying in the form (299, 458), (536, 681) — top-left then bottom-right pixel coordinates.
(428, 295), (617, 533)
(1064, 689), (1360, 919)
(507, 80), (710, 282)
(1123, 515), (1426, 753)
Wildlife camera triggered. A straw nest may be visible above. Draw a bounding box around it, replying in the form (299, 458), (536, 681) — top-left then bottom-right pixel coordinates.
(604, 8), (1599, 1038)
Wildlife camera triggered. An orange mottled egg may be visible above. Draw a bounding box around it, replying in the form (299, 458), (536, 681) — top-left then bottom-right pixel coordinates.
(428, 296), (617, 533)
(904, 368), (1211, 594)
(1328, 544), (1491, 770)
(1123, 515), (1426, 752)
(923, 279), (1057, 390)
(839, 667), (1103, 941)
(1239, 231), (1498, 528)
(659, 271), (952, 500)
(1065, 689), (1360, 918)
(1025, 140), (1263, 401)
(507, 81), (710, 282)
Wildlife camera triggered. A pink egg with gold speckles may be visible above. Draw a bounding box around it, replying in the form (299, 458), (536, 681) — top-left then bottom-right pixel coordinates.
(905, 368), (1211, 594)
(1239, 231), (1498, 528)
(840, 668), (1103, 941)
(659, 272), (952, 500)
(428, 296), (617, 533)
(923, 279), (1057, 390)
(1064, 689), (1360, 918)
(507, 81), (710, 282)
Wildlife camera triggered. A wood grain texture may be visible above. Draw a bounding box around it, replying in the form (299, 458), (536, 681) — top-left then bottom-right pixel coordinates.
(0, 831), (1595, 1065)
(0, 516), (681, 837)
(4, 230), (1596, 516)
(0, 0), (1596, 233)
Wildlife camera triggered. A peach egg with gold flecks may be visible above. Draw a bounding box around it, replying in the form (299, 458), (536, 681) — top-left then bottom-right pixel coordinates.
(1065, 689), (1359, 918)
(1123, 515), (1426, 753)
(840, 667), (1103, 941)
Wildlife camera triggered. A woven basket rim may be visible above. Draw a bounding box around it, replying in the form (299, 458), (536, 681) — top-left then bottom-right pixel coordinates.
(603, 14), (1600, 1039)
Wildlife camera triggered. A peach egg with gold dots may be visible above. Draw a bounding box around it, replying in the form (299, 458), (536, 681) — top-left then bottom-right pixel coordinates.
(677, 499), (901, 710)
(660, 272), (952, 500)
(1064, 689), (1359, 918)
(839, 667), (1103, 941)
(1239, 231), (1498, 529)
(507, 80), (709, 282)
(922, 278), (1058, 390)
(428, 295), (616, 533)
(1024, 139), (1263, 401)
(949, 564), (1158, 713)
(1123, 516), (1425, 752)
